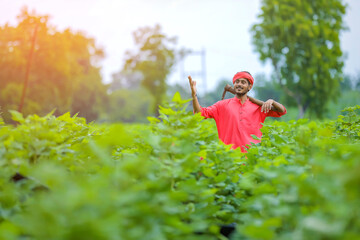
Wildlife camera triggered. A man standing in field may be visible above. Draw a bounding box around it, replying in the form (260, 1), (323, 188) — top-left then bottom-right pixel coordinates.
(188, 71), (287, 152)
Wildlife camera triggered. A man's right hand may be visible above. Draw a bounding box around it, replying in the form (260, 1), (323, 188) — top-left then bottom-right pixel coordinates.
(188, 76), (197, 97)
(188, 76), (201, 113)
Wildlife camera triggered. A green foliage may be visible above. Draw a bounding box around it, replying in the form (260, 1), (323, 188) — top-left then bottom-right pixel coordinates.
(251, 0), (347, 118)
(0, 93), (359, 239)
(0, 7), (107, 123)
(335, 105), (360, 139)
(1, 110), (95, 175)
(232, 114), (360, 239)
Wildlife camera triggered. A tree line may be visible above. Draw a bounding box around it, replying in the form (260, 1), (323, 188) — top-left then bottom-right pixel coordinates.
(1, 1), (357, 123)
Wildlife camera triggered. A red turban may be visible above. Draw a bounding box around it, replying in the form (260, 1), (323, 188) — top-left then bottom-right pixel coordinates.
(232, 72), (254, 85)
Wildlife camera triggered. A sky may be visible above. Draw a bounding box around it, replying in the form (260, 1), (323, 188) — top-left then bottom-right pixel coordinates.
(1, 0), (359, 94)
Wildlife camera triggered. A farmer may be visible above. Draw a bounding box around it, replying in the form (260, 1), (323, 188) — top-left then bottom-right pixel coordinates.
(188, 71), (287, 152)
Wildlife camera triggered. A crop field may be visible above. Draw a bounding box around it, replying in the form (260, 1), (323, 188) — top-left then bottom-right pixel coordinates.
(0, 93), (359, 240)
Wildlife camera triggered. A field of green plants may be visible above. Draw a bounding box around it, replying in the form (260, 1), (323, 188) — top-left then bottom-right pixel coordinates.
(1, 93), (359, 240)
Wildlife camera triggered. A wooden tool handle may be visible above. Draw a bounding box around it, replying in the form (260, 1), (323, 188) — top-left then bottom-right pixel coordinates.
(221, 84), (276, 111)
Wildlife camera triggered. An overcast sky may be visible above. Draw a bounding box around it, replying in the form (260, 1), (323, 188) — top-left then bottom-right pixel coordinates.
(1, 0), (359, 93)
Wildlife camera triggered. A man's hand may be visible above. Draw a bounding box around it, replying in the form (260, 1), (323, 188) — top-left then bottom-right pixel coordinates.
(261, 99), (286, 113)
(261, 99), (274, 113)
(188, 76), (201, 113)
(188, 76), (197, 97)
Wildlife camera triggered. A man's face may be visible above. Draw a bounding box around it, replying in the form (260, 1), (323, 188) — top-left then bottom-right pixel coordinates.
(234, 78), (252, 95)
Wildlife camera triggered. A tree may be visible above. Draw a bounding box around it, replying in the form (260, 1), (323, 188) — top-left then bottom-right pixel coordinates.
(123, 24), (177, 116)
(0, 7), (107, 122)
(251, 0), (347, 118)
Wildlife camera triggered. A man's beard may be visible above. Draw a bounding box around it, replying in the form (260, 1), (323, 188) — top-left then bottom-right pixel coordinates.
(235, 88), (249, 96)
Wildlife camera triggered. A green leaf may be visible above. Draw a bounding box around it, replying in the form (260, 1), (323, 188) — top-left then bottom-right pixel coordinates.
(251, 134), (261, 140)
(231, 174), (240, 183)
(273, 155), (288, 166)
(9, 110), (24, 123)
(203, 168), (215, 177)
(214, 173), (227, 183)
(243, 225), (274, 240)
(273, 134), (286, 143)
(159, 106), (176, 115)
(147, 116), (160, 124)
(172, 92), (182, 103)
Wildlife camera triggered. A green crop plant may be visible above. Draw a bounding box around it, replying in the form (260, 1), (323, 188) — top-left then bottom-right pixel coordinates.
(0, 93), (359, 240)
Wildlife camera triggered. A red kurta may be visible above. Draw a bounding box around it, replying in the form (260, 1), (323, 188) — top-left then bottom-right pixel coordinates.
(200, 97), (287, 152)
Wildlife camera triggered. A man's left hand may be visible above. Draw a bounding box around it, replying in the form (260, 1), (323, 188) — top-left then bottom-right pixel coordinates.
(261, 99), (274, 113)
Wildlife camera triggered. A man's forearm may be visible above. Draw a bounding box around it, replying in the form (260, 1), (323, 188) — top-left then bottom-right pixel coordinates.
(272, 100), (285, 112)
(192, 94), (201, 113)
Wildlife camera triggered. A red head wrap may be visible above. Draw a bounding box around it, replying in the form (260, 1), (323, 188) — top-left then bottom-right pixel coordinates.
(232, 72), (254, 85)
